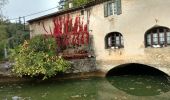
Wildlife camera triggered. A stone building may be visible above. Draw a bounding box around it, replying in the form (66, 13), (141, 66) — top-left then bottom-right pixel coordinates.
(28, 0), (170, 76)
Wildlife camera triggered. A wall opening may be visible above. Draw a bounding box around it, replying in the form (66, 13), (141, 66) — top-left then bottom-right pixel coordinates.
(105, 32), (124, 49)
(145, 26), (170, 47)
(106, 63), (168, 77)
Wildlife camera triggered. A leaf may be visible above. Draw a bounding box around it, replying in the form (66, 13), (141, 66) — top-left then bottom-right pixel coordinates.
(10, 35), (71, 80)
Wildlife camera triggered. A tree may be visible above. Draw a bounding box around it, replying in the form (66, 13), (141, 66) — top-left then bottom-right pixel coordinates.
(0, 0), (8, 60)
(0, 0), (8, 8)
(0, 21), (7, 40)
(72, 0), (92, 7)
(0, 19), (9, 41)
(62, 0), (92, 9)
(0, 0), (8, 43)
(0, 19), (29, 61)
(0, 0), (8, 18)
(0, 20), (8, 60)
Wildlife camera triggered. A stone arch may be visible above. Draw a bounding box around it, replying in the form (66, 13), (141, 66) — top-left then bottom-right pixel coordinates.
(105, 32), (124, 49)
(144, 25), (170, 47)
(106, 63), (169, 77)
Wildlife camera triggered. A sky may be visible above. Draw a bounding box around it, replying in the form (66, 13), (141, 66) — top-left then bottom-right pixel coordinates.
(2, 0), (60, 22)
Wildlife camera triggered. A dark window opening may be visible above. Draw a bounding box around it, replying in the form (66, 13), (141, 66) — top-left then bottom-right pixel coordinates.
(105, 32), (124, 49)
(145, 26), (170, 47)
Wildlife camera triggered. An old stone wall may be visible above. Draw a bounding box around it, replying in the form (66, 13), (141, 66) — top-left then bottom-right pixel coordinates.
(66, 58), (97, 73)
(89, 0), (170, 75)
(96, 47), (170, 76)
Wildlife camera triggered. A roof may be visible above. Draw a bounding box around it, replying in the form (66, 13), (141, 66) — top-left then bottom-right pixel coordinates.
(27, 0), (110, 23)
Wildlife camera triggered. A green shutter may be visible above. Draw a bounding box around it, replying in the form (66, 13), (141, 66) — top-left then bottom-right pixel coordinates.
(104, 3), (108, 17)
(114, 1), (117, 15)
(109, 2), (113, 15)
(115, 0), (122, 15)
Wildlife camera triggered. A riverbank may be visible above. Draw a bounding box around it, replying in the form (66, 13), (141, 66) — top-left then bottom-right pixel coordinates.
(0, 71), (105, 83)
(0, 58), (104, 83)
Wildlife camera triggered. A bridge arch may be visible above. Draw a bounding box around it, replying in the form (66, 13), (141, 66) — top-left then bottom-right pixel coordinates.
(106, 63), (169, 77)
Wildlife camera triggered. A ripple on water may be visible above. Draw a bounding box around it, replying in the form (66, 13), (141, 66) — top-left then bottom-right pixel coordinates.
(107, 75), (170, 96)
(0, 76), (170, 99)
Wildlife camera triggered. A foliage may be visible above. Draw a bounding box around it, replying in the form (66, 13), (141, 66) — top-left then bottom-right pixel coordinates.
(0, 0), (8, 9)
(0, 20), (8, 60)
(0, 21), (7, 38)
(10, 35), (71, 80)
(72, 0), (91, 7)
(0, 0), (8, 18)
(8, 31), (30, 49)
(0, 20), (29, 61)
(10, 22), (29, 48)
(64, 0), (92, 9)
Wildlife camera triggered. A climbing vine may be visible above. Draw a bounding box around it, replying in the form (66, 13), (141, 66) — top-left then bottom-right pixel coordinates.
(43, 14), (90, 52)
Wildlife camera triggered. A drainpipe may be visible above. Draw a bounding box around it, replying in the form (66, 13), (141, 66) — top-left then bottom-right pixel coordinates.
(87, 8), (93, 58)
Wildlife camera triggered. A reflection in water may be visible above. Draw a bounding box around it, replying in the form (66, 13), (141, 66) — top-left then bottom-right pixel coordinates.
(107, 75), (170, 96)
(0, 76), (170, 100)
(0, 79), (99, 100)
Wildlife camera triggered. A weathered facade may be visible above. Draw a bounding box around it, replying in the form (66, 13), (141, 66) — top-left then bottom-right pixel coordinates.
(28, 0), (170, 76)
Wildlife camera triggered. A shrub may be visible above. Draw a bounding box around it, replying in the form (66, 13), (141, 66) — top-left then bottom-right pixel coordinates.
(10, 35), (71, 80)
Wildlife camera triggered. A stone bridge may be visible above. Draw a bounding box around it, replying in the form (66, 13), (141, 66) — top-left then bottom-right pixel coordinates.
(96, 47), (170, 77)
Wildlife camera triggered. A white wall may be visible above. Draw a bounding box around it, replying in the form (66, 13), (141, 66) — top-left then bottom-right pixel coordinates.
(89, 0), (170, 60)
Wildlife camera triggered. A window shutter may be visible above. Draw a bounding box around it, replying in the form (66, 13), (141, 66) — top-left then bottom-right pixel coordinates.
(114, 0), (122, 15)
(104, 3), (108, 17)
(109, 2), (113, 15)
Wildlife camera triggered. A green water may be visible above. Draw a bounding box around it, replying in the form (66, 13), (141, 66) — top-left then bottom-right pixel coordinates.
(0, 75), (170, 100)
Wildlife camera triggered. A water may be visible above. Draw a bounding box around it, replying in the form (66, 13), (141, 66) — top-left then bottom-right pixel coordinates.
(0, 75), (170, 100)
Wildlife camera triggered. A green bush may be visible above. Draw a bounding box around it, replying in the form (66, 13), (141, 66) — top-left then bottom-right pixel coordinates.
(10, 35), (71, 80)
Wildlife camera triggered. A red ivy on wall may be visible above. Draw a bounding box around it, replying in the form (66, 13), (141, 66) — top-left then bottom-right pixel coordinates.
(43, 14), (90, 50)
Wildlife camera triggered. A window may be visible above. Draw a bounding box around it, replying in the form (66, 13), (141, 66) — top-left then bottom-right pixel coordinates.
(145, 26), (170, 47)
(104, 0), (122, 17)
(105, 32), (124, 49)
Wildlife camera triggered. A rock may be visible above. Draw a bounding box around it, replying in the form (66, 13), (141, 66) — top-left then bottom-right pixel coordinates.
(12, 96), (21, 100)
(71, 95), (81, 98)
(0, 62), (12, 72)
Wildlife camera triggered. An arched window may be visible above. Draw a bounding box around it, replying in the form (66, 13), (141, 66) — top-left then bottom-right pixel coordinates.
(145, 26), (170, 47)
(105, 32), (124, 49)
